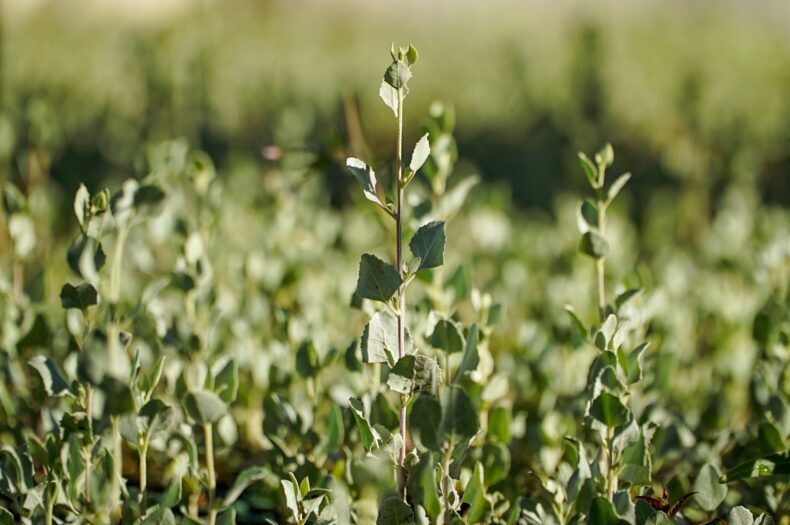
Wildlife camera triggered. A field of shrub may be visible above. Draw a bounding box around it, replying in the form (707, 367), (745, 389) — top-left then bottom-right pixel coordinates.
(0, 2), (787, 524)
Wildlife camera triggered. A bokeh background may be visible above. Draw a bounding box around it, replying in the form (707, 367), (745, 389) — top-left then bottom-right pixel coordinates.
(0, 1), (788, 522)
(3, 0), (788, 213)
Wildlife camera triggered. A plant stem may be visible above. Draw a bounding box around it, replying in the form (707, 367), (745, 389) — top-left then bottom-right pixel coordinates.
(12, 260), (22, 303)
(605, 425), (616, 501)
(139, 438), (149, 513)
(395, 86), (408, 502)
(442, 441), (453, 524)
(204, 423), (216, 525)
(110, 416), (122, 513)
(44, 481), (55, 525)
(85, 383), (94, 504)
(596, 201), (607, 323)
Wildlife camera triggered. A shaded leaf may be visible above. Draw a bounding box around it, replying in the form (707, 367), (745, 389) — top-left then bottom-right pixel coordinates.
(356, 254), (403, 303)
(409, 221), (445, 270)
(386, 354), (440, 395)
(184, 390), (226, 425)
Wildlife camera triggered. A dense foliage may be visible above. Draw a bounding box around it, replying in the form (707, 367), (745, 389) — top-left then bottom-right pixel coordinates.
(0, 12), (788, 525)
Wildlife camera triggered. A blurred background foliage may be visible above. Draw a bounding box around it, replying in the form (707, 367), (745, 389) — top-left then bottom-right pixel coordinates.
(2, 0), (788, 212)
(0, 0), (788, 522)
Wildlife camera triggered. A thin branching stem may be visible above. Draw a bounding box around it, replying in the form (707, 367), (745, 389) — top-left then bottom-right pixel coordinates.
(84, 384), (94, 504)
(395, 85), (408, 502)
(139, 437), (149, 514)
(204, 423), (217, 525)
(596, 200), (607, 324)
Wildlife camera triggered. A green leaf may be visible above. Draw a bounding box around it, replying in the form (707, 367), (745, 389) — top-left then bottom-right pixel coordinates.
(589, 496), (629, 525)
(355, 254), (403, 303)
(386, 355), (440, 395)
(133, 185), (166, 208)
(346, 158), (383, 207)
(595, 314), (618, 350)
(590, 392), (629, 428)
(102, 377), (135, 415)
(578, 199), (599, 232)
(619, 431), (651, 486)
(67, 234), (106, 278)
(281, 478), (300, 521)
(405, 44), (418, 65)
(376, 494), (415, 525)
(384, 60), (412, 90)
(615, 288), (642, 310)
(487, 406), (511, 444)
(159, 474), (183, 508)
(213, 358), (239, 403)
(28, 356), (71, 397)
(608, 173), (631, 203)
(720, 451), (790, 482)
(323, 403), (345, 454)
(410, 394), (442, 451)
(577, 152), (599, 188)
(349, 398), (381, 453)
(580, 231), (609, 259)
(361, 310), (409, 366)
(90, 188), (110, 215)
(141, 508), (176, 525)
(73, 184), (90, 229)
(728, 506), (755, 525)
(408, 452), (440, 518)
(2, 182), (26, 215)
(216, 508), (237, 525)
(59, 282), (98, 310)
(379, 81), (400, 117)
(452, 324), (479, 383)
(635, 499), (658, 525)
(224, 466), (267, 506)
(184, 390), (227, 425)
(439, 385), (478, 442)
(693, 463), (727, 511)
(409, 221), (445, 269)
(409, 134), (430, 173)
(565, 305), (588, 340)
(596, 143), (615, 168)
(295, 341), (318, 379)
(481, 442), (510, 486)
(462, 462), (490, 523)
(617, 342), (649, 384)
(429, 318), (464, 354)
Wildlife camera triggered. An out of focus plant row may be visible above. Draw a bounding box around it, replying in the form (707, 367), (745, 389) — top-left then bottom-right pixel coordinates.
(0, 13), (788, 525)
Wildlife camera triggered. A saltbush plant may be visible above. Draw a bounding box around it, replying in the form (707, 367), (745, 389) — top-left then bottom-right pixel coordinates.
(0, 44), (785, 525)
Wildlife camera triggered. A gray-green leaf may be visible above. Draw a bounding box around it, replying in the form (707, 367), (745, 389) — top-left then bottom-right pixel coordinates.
(361, 310), (406, 366)
(59, 282), (98, 310)
(356, 254), (403, 303)
(347, 158), (383, 207)
(28, 356), (71, 397)
(452, 324), (479, 383)
(429, 318), (464, 354)
(590, 392), (629, 428)
(184, 390), (227, 425)
(224, 466), (267, 507)
(580, 231), (609, 259)
(386, 355), (440, 395)
(410, 394), (442, 451)
(384, 60), (412, 90)
(439, 385), (478, 442)
(409, 134), (430, 173)
(376, 495), (415, 525)
(409, 221), (445, 269)
(693, 463), (727, 511)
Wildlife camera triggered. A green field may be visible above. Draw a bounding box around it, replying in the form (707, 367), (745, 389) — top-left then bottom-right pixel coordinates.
(0, 2), (788, 524)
